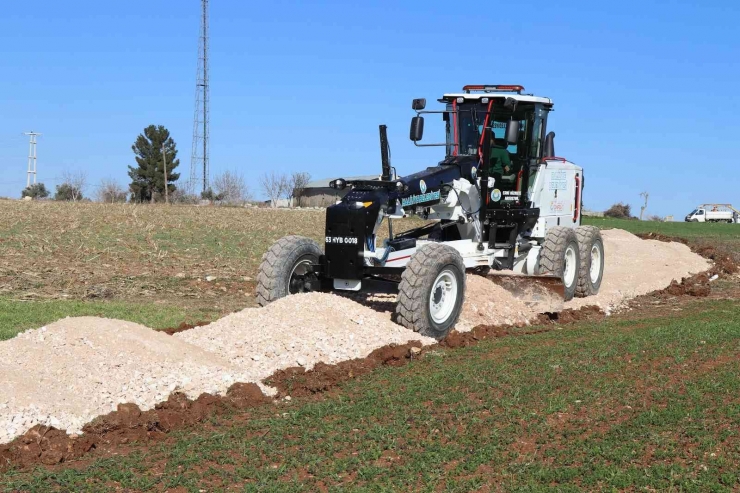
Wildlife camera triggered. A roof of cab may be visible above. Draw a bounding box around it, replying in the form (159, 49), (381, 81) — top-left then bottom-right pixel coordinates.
(442, 93), (552, 104)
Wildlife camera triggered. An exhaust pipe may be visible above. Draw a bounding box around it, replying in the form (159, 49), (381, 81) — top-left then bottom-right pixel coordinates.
(544, 131), (555, 158)
(379, 125), (391, 181)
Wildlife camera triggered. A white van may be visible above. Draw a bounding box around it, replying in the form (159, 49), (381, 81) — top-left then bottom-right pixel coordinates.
(685, 207), (736, 223)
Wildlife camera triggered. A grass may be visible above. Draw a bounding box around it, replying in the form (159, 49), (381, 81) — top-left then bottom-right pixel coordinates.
(0, 297), (221, 341)
(3, 299), (740, 491)
(583, 216), (740, 245)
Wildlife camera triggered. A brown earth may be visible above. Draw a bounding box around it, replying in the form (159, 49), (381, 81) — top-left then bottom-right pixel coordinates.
(0, 232), (733, 472)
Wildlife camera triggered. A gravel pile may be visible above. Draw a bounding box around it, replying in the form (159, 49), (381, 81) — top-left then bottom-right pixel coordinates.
(0, 229), (710, 444)
(175, 292), (437, 381)
(0, 317), (249, 444)
(563, 229), (710, 311)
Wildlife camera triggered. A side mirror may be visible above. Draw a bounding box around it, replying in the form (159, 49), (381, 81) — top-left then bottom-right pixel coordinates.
(505, 120), (520, 145)
(412, 98), (426, 111)
(410, 116), (424, 142)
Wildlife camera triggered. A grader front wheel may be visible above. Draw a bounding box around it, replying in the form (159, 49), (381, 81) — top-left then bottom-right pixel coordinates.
(395, 243), (466, 340)
(256, 236), (322, 307)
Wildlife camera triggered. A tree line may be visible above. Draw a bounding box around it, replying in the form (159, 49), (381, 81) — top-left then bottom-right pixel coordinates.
(20, 124), (311, 206)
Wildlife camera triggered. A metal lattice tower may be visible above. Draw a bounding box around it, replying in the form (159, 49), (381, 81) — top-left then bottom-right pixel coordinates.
(24, 131), (41, 187)
(190, 0), (210, 193)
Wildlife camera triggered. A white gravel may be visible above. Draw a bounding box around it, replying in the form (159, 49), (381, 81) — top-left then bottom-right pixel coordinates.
(0, 229), (711, 444)
(0, 317), (251, 444)
(174, 292), (437, 381)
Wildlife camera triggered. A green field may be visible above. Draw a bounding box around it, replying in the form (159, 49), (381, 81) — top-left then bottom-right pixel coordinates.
(0, 297), (219, 341)
(4, 299), (739, 491)
(584, 216), (740, 246)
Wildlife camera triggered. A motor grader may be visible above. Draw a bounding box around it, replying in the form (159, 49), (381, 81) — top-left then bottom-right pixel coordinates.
(257, 85), (604, 339)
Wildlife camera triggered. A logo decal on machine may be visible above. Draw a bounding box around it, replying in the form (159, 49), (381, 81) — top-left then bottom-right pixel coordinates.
(471, 167), (477, 179)
(491, 188), (502, 202)
(419, 180), (427, 193)
(401, 190), (441, 207)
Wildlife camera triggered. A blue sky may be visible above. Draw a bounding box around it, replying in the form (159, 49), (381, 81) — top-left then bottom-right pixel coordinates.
(0, 0), (738, 217)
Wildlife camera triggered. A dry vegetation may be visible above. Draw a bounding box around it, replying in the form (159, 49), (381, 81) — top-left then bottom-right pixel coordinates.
(0, 201), (424, 315)
(0, 202), (323, 313)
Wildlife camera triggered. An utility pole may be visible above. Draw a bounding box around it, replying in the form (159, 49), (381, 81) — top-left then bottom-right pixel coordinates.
(190, 0), (210, 193)
(639, 191), (649, 220)
(161, 143), (169, 204)
(24, 132), (41, 187)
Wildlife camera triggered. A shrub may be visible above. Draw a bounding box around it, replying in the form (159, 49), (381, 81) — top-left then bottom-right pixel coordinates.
(604, 203), (632, 219)
(21, 183), (49, 199)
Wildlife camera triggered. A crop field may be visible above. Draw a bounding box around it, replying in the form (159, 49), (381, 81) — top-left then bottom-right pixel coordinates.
(1, 200), (740, 491)
(0, 201), (428, 338)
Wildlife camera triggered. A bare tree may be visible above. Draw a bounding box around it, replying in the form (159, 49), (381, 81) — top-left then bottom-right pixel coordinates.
(639, 191), (649, 221)
(96, 179), (127, 203)
(288, 171), (311, 207)
(213, 170), (251, 205)
(259, 171), (288, 208)
(55, 170), (88, 202)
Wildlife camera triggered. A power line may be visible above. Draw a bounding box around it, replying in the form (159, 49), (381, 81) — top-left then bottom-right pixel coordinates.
(190, 0), (210, 193)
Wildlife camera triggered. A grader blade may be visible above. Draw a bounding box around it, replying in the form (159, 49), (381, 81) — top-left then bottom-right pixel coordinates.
(486, 274), (566, 311)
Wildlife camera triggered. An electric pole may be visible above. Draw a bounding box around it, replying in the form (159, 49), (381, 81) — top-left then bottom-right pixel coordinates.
(190, 0), (210, 193)
(162, 143), (169, 204)
(24, 132), (41, 187)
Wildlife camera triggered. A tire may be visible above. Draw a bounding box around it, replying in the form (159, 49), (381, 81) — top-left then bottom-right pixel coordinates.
(574, 226), (604, 297)
(536, 227), (581, 301)
(256, 236), (322, 307)
(395, 243), (466, 340)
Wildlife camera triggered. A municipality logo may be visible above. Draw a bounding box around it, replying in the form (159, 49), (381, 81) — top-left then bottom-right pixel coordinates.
(419, 180), (427, 194)
(471, 167), (477, 179)
(491, 189), (502, 202)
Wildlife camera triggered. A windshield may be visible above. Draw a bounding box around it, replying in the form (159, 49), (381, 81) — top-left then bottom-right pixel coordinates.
(446, 100), (532, 158)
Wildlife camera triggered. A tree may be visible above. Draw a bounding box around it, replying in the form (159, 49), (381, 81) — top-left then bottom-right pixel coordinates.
(213, 170), (251, 205)
(21, 183), (49, 199)
(288, 171), (311, 207)
(128, 125), (180, 203)
(259, 171), (288, 208)
(54, 171), (87, 202)
(200, 187), (224, 204)
(648, 215), (663, 222)
(604, 202), (633, 219)
(97, 179), (127, 203)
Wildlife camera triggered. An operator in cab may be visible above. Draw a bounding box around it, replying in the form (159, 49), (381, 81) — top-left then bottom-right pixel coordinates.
(488, 137), (512, 188)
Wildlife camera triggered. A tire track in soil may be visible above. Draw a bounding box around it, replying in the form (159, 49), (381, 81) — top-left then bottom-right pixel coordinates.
(0, 234), (733, 472)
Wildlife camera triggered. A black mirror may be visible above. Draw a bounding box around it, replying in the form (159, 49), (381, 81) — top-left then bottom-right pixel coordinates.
(504, 97), (518, 111)
(505, 120), (520, 144)
(410, 116), (424, 142)
(412, 98), (426, 110)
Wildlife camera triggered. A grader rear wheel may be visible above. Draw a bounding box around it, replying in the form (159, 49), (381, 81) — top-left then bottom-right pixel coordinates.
(574, 226), (605, 297)
(536, 227), (581, 301)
